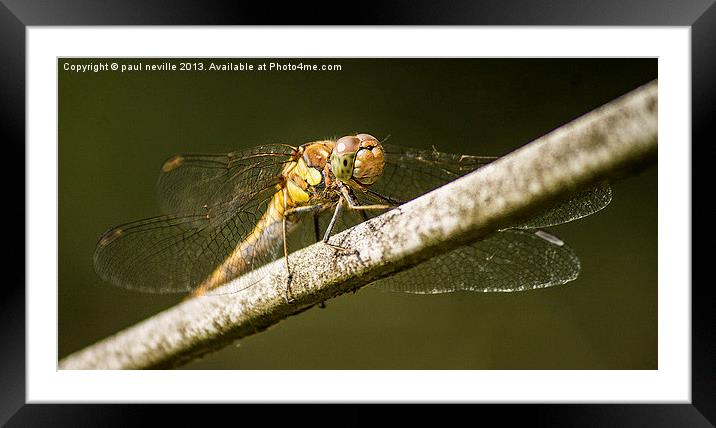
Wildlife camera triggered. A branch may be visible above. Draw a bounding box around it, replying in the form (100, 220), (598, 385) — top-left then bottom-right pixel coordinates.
(60, 80), (658, 369)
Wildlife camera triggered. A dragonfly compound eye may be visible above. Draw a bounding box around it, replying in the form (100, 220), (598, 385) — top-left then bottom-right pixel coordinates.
(353, 134), (385, 186)
(331, 135), (360, 180)
(331, 134), (385, 185)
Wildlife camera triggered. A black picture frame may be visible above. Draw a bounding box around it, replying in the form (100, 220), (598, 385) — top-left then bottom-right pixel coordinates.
(3, 0), (707, 425)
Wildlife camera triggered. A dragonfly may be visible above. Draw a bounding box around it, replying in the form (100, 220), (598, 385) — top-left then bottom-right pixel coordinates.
(93, 133), (612, 300)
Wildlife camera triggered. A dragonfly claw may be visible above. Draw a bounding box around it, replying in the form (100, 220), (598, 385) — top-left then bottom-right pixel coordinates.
(322, 241), (358, 255)
(284, 272), (296, 304)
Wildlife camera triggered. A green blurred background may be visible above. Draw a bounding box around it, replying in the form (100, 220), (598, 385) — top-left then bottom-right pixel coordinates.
(59, 58), (657, 369)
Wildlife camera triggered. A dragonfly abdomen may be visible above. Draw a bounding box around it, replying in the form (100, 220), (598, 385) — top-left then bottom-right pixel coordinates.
(191, 189), (298, 297)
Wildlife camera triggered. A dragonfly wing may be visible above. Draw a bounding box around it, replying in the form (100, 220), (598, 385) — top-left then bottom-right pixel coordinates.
(510, 182), (612, 229)
(370, 229), (580, 293)
(157, 144), (294, 216)
(95, 146), (289, 294)
(371, 144), (497, 203)
(94, 208), (284, 294)
(376, 143), (611, 227)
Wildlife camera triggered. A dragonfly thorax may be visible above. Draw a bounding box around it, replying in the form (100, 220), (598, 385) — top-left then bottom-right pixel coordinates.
(283, 141), (334, 205)
(284, 134), (386, 206)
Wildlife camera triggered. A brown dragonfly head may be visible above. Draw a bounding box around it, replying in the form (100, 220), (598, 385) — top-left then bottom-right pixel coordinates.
(330, 133), (385, 186)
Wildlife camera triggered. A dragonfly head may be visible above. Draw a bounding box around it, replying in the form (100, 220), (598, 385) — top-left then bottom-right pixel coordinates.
(330, 133), (385, 186)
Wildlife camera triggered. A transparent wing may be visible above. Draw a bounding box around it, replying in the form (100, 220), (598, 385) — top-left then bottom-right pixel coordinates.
(510, 182), (612, 229)
(93, 210), (282, 294)
(361, 143), (611, 229)
(370, 229), (580, 294)
(328, 144), (608, 295)
(369, 144), (497, 203)
(157, 144), (294, 216)
(94, 145), (293, 294)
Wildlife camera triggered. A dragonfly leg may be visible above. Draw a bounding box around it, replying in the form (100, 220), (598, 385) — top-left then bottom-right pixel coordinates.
(340, 186), (392, 211)
(363, 188), (403, 206)
(284, 204), (322, 222)
(281, 204), (325, 304)
(284, 273), (295, 304)
(322, 202), (343, 244)
(282, 188), (295, 304)
(346, 203), (392, 211)
(321, 202), (357, 253)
